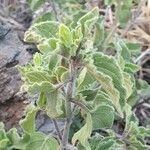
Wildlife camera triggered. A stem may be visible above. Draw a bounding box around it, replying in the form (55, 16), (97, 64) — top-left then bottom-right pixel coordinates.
(70, 99), (90, 113)
(51, 0), (59, 21)
(52, 119), (62, 141)
(61, 58), (77, 150)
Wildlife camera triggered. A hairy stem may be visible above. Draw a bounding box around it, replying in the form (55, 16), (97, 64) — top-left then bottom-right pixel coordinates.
(61, 58), (77, 150)
(52, 119), (62, 141)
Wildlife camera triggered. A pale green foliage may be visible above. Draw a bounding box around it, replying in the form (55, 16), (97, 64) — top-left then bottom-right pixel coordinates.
(104, 0), (133, 27)
(91, 105), (114, 130)
(24, 21), (59, 43)
(72, 113), (92, 149)
(59, 24), (73, 48)
(1, 4), (149, 150)
(25, 132), (59, 150)
(20, 105), (38, 134)
(27, 0), (46, 11)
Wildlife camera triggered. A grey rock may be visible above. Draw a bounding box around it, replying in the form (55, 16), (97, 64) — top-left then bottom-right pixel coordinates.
(36, 112), (65, 135)
(0, 29), (32, 103)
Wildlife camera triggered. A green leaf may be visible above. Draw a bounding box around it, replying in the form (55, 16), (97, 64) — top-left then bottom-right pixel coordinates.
(94, 18), (105, 46)
(118, 5), (131, 27)
(25, 71), (52, 83)
(0, 129), (9, 149)
(25, 132), (59, 150)
(73, 25), (83, 46)
(37, 38), (58, 54)
(115, 39), (131, 61)
(92, 53), (127, 108)
(48, 54), (61, 71)
(33, 52), (42, 66)
(59, 24), (73, 48)
(72, 113), (92, 150)
(78, 7), (99, 35)
(45, 89), (63, 118)
(91, 105), (114, 130)
(28, 81), (55, 94)
(54, 66), (68, 81)
(138, 127), (150, 137)
(88, 135), (116, 150)
(37, 92), (46, 109)
(128, 136), (148, 150)
(77, 69), (95, 91)
(20, 105), (38, 134)
(124, 63), (140, 73)
(24, 21), (59, 43)
(94, 91), (113, 107)
(7, 129), (30, 149)
(123, 72), (133, 98)
(95, 139), (116, 150)
(33, 12), (55, 24)
(77, 67), (87, 88)
(86, 52), (126, 117)
(27, 0), (46, 11)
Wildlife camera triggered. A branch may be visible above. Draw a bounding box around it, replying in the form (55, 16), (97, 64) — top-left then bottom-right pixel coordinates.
(61, 58), (77, 150)
(70, 99), (90, 113)
(52, 119), (62, 141)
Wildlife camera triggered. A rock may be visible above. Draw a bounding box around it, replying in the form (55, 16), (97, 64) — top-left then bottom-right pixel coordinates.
(0, 27), (33, 129)
(36, 112), (65, 135)
(0, 29), (32, 104)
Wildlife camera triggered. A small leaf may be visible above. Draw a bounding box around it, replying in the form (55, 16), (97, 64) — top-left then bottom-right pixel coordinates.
(77, 67), (87, 88)
(37, 38), (58, 54)
(72, 113), (92, 149)
(7, 129), (30, 149)
(25, 132), (59, 150)
(48, 54), (61, 71)
(28, 81), (55, 94)
(124, 63), (140, 73)
(37, 92), (46, 109)
(94, 18), (105, 46)
(138, 127), (150, 137)
(95, 139), (116, 150)
(33, 52), (42, 66)
(20, 105), (38, 134)
(59, 24), (73, 48)
(45, 89), (63, 118)
(123, 72), (133, 98)
(24, 21), (59, 43)
(78, 7), (99, 35)
(94, 91), (113, 107)
(33, 12), (55, 24)
(0, 129), (9, 149)
(86, 59), (123, 117)
(91, 105), (114, 130)
(27, 0), (46, 11)
(25, 71), (52, 83)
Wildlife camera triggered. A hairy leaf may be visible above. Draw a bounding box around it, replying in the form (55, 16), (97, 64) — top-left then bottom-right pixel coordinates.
(37, 38), (58, 54)
(91, 105), (114, 130)
(33, 52), (42, 66)
(7, 129), (30, 149)
(78, 7), (99, 35)
(0, 129), (9, 149)
(25, 132), (59, 150)
(24, 21), (59, 43)
(20, 105), (38, 134)
(59, 24), (73, 48)
(45, 89), (63, 118)
(27, 0), (46, 11)
(25, 71), (52, 84)
(72, 113), (92, 149)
